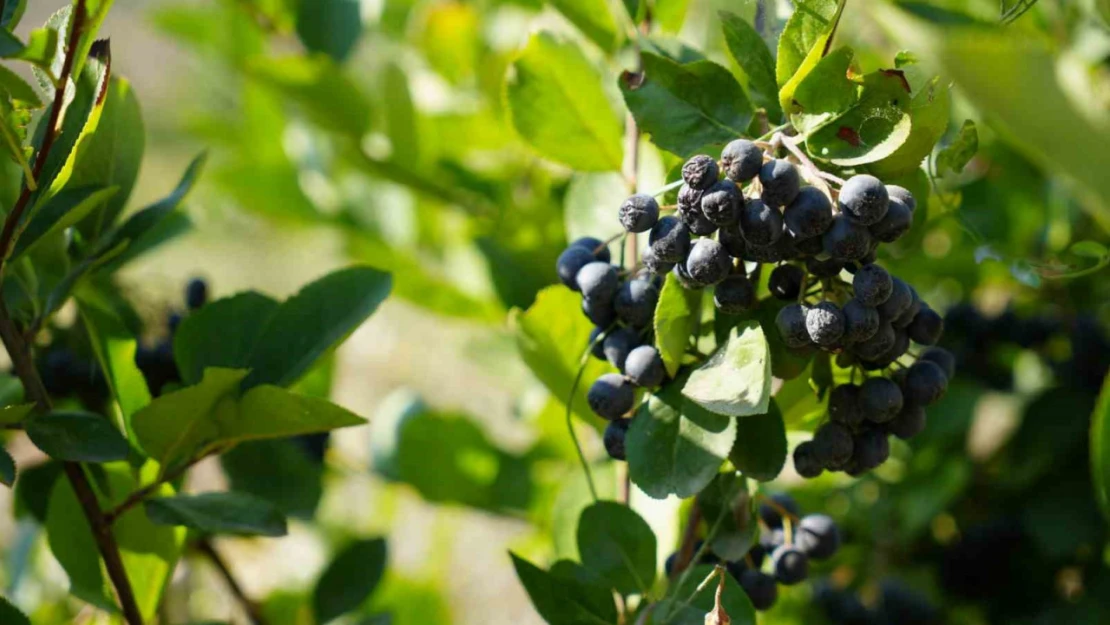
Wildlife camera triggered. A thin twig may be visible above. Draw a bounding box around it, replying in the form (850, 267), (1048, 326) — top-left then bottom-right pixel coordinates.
(778, 133), (836, 202)
(566, 335), (604, 502)
(196, 540), (270, 625)
(0, 1), (89, 275)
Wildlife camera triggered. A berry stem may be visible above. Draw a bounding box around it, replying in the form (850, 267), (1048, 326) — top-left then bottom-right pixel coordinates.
(778, 133), (837, 205)
(649, 179), (685, 197)
(565, 338), (604, 503)
(195, 539), (271, 625)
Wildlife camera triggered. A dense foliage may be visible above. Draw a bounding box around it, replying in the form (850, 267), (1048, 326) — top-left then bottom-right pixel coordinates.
(0, 0), (1108, 624)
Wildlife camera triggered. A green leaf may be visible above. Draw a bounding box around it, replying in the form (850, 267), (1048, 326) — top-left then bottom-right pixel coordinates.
(45, 472), (115, 610)
(314, 538), (388, 624)
(0, 446), (15, 486)
(71, 1), (115, 80)
(621, 52), (753, 158)
(144, 492), (288, 537)
(720, 11), (781, 119)
(0, 403), (33, 425)
(695, 473), (756, 560)
(1070, 240), (1108, 259)
(682, 321), (771, 417)
(576, 501), (656, 595)
(869, 71), (950, 179)
(93, 152), (205, 263)
(0, 72), (38, 183)
(296, 0), (362, 62)
(13, 186), (120, 259)
(370, 392), (533, 514)
(14, 460), (61, 521)
(788, 46), (858, 135)
(242, 266), (391, 390)
(0, 595), (29, 625)
(132, 367), (248, 468)
(506, 32), (624, 171)
(14, 27), (59, 73)
(77, 297), (152, 435)
(221, 439), (323, 519)
(511, 286), (614, 424)
(776, 0), (845, 110)
(1092, 372), (1110, 521)
(26, 411), (129, 462)
(173, 292), (280, 386)
(654, 0), (691, 33)
(627, 373), (736, 499)
(653, 273), (702, 378)
(510, 554), (617, 625)
(804, 69), (913, 167)
(224, 384), (366, 442)
(0, 0), (28, 30)
(728, 400), (787, 482)
(548, 0), (620, 51)
(0, 64), (40, 104)
(936, 119), (978, 175)
(248, 55), (372, 136)
(656, 564), (756, 625)
(69, 76), (146, 241)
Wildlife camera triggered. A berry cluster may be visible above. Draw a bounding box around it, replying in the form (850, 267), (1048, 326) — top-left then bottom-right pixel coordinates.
(791, 344), (953, 478)
(665, 493), (841, 612)
(814, 579), (940, 625)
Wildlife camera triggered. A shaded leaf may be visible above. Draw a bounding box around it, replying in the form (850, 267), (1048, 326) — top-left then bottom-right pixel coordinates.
(173, 292), (280, 386)
(506, 32), (624, 171)
(548, 0), (620, 51)
(13, 185), (120, 259)
(0, 446), (14, 486)
(26, 411), (129, 463)
(728, 400), (787, 481)
(145, 492), (287, 537)
(77, 296), (152, 438)
(695, 472), (756, 560)
(248, 55), (372, 136)
(777, 0), (845, 111)
(655, 564), (756, 625)
(314, 538), (388, 624)
(576, 501), (656, 595)
(510, 554), (616, 625)
(0, 595), (29, 625)
(0, 402), (33, 425)
(0, 0), (27, 30)
(621, 52), (753, 157)
(1092, 372), (1110, 521)
(936, 119), (978, 175)
(221, 439), (323, 519)
(682, 321), (771, 417)
(720, 11), (781, 119)
(296, 0), (362, 62)
(654, 273), (702, 378)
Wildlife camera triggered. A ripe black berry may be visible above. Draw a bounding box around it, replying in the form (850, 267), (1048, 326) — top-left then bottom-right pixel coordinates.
(903, 360), (948, 406)
(842, 299), (880, 344)
(828, 384), (864, 427)
(776, 303), (811, 349)
(870, 196), (913, 243)
(576, 262), (619, 305)
(919, 347), (956, 379)
(822, 214), (873, 261)
(186, 278), (208, 310)
(853, 428), (890, 470)
(813, 422), (854, 468)
(769, 264), (804, 300)
(721, 139), (763, 183)
(588, 327), (607, 360)
(886, 185), (917, 212)
(893, 287), (921, 329)
(717, 224), (746, 258)
(860, 377), (903, 423)
(619, 194), (660, 233)
(852, 264), (893, 307)
(570, 236), (611, 263)
(759, 159), (801, 207)
(784, 186), (833, 240)
(641, 246), (674, 275)
(805, 256), (843, 278)
(648, 216), (692, 262)
(738, 570), (778, 611)
(556, 246), (595, 291)
(771, 545), (809, 585)
(686, 238), (732, 285)
(806, 302), (845, 346)
(796, 514), (840, 560)
(672, 262), (705, 290)
(587, 373), (634, 420)
(714, 274), (756, 313)
(625, 345), (665, 387)
(876, 277), (912, 321)
(838, 175), (889, 225)
(736, 197), (782, 246)
(582, 297), (617, 327)
(907, 306), (944, 346)
(701, 179), (742, 225)
(887, 403), (926, 439)
(603, 418), (630, 460)
(793, 441), (824, 478)
(758, 493), (799, 528)
(615, 278), (659, 328)
(682, 154), (720, 190)
(602, 327), (639, 371)
(852, 322), (895, 361)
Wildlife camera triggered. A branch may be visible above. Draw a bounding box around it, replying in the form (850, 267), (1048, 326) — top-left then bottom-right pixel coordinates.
(0, 298), (145, 625)
(0, 0), (89, 275)
(196, 540), (270, 625)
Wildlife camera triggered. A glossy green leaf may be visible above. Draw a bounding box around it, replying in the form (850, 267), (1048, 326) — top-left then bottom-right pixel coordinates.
(173, 292), (280, 386)
(548, 0), (620, 51)
(510, 554), (616, 625)
(0, 0), (27, 29)
(869, 71), (949, 178)
(621, 52), (753, 158)
(296, 0), (362, 62)
(242, 266), (391, 390)
(804, 69), (913, 167)
(696, 473), (756, 560)
(776, 0), (844, 110)
(682, 320), (771, 417)
(627, 372), (736, 499)
(370, 392), (533, 514)
(26, 411), (129, 463)
(788, 46), (858, 134)
(77, 297), (152, 434)
(936, 119), (978, 175)
(248, 55), (372, 136)
(314, 538), (388, 624)
(0, 446), (14, 486)
(13, 186), (120, 259)
(45, 473), (115, 610)
(0, 595), (29, 625)
(69, 76), (146, 241)
(576, 501), (656, 595)
(728, 400), (787, 482)
(1092, 372), (1110, 521)
(224, 384), (366, 442)
(72, 0), (115, 80)
(655, 564), (756, 625)
(654, 273), (702, 378)
(221, 439), (324, 519)
(145, 492), (288, 537)
(720, 11), (781, 119)
(506, 32), (624, 171)
(512, 286), (613, 423)
(14, 27), (59, 74)
(132, 367), (248, 468)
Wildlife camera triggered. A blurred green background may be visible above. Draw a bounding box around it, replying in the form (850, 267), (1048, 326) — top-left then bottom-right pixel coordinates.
(2, 0), (1109, 623)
